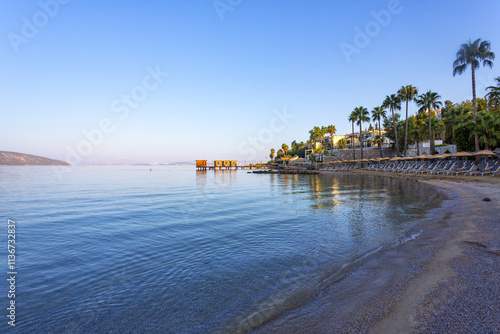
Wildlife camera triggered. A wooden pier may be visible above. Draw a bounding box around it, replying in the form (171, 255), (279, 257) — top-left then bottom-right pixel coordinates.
(196, 160), (269, 170)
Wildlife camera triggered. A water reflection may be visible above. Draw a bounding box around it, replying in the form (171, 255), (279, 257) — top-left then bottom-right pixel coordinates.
(268, 172), (441, 239)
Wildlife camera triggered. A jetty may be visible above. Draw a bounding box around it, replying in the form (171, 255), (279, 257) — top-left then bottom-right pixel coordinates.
(195, 160), (269, 170)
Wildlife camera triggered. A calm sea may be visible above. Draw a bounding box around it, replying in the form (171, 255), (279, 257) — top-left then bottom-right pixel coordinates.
(0, 166), (442, 333)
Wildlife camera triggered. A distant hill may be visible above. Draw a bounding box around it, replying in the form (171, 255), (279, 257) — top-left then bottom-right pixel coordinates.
(166, 161), (195, 166)
(0, 151), (70, 166)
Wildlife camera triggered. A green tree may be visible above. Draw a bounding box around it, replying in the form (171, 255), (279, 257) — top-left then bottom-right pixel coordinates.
(309, 126), (328, 140)
(442, 104), (473, 143)
(353, 106), (370, 160)
(371, 106), (387, 156)
(415, 91), (442, 154)
(337, 138), (346, 150)
(282, 143), (289, 156)
(472, 111), (500, 150)
(382, 94), (402, 154)
(277, 149), (284, 159)
(327, 125), (337, 150)
(398, 85), (419, 156)
(408, 114), (428, 155)
(486, 77), (500, 112)
(453, 122), (475, 152)
(270, 148), (275, 161)
(383, 113), (403, 151)
(348, 111), (357, 160)
(453, 38), (495, 152)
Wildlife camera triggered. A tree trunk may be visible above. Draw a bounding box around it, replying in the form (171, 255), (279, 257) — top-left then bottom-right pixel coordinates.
(360, 121), (364, 160)
(428, 108), (435, 154)
(404, 100), (409, 156)
(352, 122), (355, 160)
(392, 107), (399, 155)
(471, 63), (480, 153)
(379, 118), (383, 157)
(417, 140), (420, 155)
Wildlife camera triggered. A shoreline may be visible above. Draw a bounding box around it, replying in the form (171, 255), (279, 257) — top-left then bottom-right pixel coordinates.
(253, 171), (499, 333)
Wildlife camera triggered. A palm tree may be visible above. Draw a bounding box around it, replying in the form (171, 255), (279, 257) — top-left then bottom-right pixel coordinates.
(337, 138), (346, 150)
(453, 38), (495, 152)
(398, 85), (419, 156)
(277, 149), (284, 159)
(348, 111), (357, 160)
(486, 77), (500, 99)
(408, 115), (427, 156)
(327, 125), (337, 150)
(472, 111), (500, 150)
(443, 104), (473, 141)
(371, 106), (387, 157)
(486, 76), (500, 111)
(291, 140), (298, 156)
(382, 94), (402, 154)
(353, 106), (370, 160)
(282, 143), (289, 156)
(270, 148), (275, 161)
(415, 91), (442, 154)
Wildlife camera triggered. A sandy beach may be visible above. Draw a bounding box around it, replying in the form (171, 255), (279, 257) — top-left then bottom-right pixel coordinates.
(254, 171), (500, 333)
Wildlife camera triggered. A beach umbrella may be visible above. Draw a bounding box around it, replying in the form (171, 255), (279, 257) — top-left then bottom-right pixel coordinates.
(472, 150), (495, 156)
(451, 151), (472, 157)
(401, 156), (413, 160)
(390, 156), (402, 161)
(414, 155), (428, 159)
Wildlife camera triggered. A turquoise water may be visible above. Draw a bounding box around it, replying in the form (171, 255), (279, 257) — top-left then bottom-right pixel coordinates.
(0, 166), (441, 333)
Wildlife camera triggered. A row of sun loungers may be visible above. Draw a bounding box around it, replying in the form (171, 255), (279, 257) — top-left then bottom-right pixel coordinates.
(321, 159), (500, 177)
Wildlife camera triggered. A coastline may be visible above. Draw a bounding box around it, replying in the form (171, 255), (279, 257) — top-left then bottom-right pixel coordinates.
(253, 171), (499, 333)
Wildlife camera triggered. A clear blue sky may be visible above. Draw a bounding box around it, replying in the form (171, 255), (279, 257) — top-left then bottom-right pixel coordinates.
(1, 0), (499, 164)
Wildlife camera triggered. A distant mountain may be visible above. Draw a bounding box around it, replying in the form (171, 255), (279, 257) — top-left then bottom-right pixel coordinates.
(0, 151), (70, 166)
(166, 161), (195, 166)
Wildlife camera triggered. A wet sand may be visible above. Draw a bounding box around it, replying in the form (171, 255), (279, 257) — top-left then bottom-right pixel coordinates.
(253, 171), (499, 333)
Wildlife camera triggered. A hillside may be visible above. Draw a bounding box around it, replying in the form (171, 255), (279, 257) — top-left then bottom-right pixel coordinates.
(0, 151), (70, 166)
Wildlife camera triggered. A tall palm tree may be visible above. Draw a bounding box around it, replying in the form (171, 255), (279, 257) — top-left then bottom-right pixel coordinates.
(282, 143), (289, 156)
(353, 106), (370, 160)
(409, 115), (427, 156)
(398, 85), (419, 156)
(277, 149), (284, 158)
(291, 140), (298, 156)
(270, 148), (275, 161)
(453, 38), (495, 152)
(327, 125), (337, 150)
(382, 94), (401, 154)
(415, 91), (442, 154)
(371, 106), (387, 157)
(348, 111), (357, 160)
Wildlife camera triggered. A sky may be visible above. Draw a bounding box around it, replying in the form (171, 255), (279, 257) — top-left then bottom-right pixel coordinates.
(1, 0), (499, 164)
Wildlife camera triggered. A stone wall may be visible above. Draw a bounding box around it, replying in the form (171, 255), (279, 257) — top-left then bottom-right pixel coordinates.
(324, 147), (395, 161)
